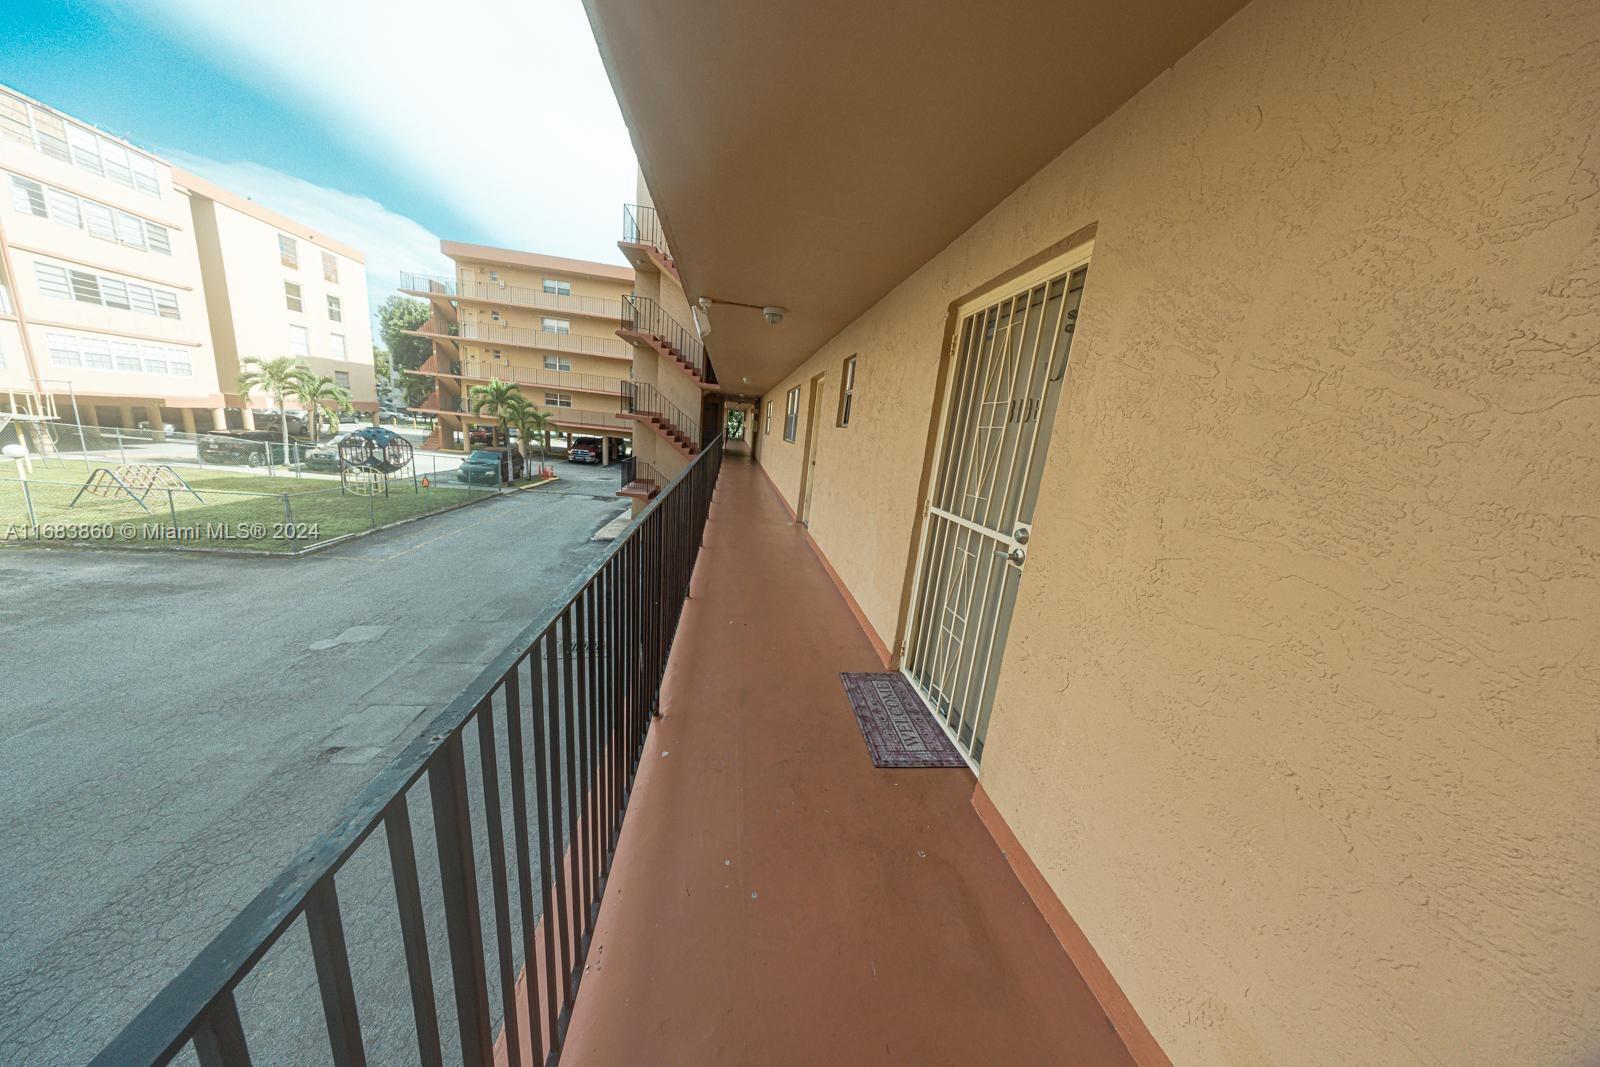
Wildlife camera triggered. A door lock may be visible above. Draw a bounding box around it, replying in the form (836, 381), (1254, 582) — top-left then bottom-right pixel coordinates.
(1014, 526), (1031, 545)
(995, 546), (1027, 565)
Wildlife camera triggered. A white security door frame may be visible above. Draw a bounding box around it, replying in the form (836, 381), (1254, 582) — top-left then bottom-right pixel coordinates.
(902, 244), (1091, 767)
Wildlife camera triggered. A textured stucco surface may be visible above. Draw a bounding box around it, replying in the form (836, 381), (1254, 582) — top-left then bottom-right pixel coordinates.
(755, 0), (1600, 1062)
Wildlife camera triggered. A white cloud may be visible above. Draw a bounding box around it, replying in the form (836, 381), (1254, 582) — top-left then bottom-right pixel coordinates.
(125, 0), (638, 264)
(165, 151), (451, 335)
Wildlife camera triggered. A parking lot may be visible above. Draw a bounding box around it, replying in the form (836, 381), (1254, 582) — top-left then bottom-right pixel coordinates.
(0, 459), (629, 1064)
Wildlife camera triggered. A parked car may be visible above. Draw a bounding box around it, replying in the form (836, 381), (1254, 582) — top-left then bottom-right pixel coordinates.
(467, 425), (504, 447)
(300, 433), (352, 471)
(567, 436), (604, 464)
(196, 430), (309, 467)
(253, 411), (310, 437)
(456, 448), (524, 485)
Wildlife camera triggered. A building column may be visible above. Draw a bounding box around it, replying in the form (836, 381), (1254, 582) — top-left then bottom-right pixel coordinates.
(117, 404), (136, 430)
(143, 405), (166, 441)
(177, 408), (197, 435)
(602, 437), (612, 465)
(211, 407), (229, 432)
(240, 407), (256, 431)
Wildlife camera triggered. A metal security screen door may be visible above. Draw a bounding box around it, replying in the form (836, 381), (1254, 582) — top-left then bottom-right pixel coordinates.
(903, 252), (1089, 766)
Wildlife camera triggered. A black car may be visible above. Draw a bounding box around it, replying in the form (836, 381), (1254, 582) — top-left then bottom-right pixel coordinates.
(567, 436), (604, 464)
(196, 430), (308, 467)
(455, 448), (525, 485)
(299, 433), (352, 471)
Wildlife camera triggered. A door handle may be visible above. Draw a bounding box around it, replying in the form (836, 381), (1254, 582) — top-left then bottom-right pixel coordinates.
(994, 546), (1026, 565)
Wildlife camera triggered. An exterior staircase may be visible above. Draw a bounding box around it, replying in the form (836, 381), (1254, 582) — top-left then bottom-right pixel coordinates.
(619, 382), (700, 458)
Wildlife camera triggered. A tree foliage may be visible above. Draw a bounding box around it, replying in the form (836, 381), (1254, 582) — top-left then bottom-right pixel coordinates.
(376, 295), (432, 372)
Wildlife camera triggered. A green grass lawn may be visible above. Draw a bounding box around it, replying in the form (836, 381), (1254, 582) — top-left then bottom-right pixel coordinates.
(0, 460), (488, 551)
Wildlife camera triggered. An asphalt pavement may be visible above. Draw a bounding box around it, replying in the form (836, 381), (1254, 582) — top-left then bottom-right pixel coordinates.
(0, 459), (630, 1065)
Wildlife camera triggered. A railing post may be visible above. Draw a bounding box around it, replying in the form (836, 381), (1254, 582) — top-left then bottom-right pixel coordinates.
(428, 734), (495, 1066)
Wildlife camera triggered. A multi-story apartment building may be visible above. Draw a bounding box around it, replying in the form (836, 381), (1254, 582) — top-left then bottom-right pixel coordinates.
(402, 241), (634, 455)
(0, 83), (376, 439)
(0, 83), (223, 435)
(180, 168), (377, 426)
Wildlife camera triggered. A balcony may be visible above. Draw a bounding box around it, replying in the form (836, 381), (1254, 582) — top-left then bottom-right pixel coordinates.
(616, 456), (663, 500)
(399, 271), (457, 298)
(457, 321), (631, 360)
(618, 380), (699, 457)
(455, 281), (623, 321)
(90, 451), (1134, 1066)
(415, 357), (626, 398)
(617, 294), (715, 388)
(618, 203), (678, 282)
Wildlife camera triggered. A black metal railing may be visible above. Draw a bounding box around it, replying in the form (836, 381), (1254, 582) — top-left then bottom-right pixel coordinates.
(92, 437), (726, 1067)
(621, 203), (670, 261)
(619, 456), (664, 492)
(620, 294), (712, 383)
(619, 381), (700, 449)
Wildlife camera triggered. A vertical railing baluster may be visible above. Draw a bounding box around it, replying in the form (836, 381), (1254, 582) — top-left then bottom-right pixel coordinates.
(428, 734), (495, 1067)
(384, 799), (444, 1067)
(502, 663), (545, 1063)
(528, 642), (563, 1050)
(579, 591), (598, 940)
(305, 879), (367, 1067)
(544, 629), (574, 1017)
(559, 606), (582, 1000)
(475, 700), (523, 1067)
(191, 991), (251, 1067)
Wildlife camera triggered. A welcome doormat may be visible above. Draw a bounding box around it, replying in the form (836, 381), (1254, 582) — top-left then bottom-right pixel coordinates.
(839, 673), (967, 768)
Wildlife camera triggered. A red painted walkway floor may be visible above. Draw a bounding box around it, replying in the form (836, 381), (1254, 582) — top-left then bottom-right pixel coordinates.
(556, 454), (1134, 1065)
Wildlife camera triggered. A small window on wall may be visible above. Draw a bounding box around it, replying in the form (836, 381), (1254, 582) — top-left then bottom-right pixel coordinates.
(327, 295), (342, 322)
(322, 251), (338, 283)
(334, 370), (350, 388)
(278, 234), (298, 269)
(545, 392), (573, 407)
(289, 324), (309, 356)
(541, 317), (570, 335)
(765, 400), (773, 435)
(330, 333), (346, 359)
(491, 310), (501, 322)
(783, 386), (799, 442)
(837, 355), (857, 427)
(543, 278), (571, 296)
(543, 355), (571, 372)
(284, 281), (303, 312)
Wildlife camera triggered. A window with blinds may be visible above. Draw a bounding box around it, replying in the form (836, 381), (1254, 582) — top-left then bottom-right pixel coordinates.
(34, 260), (180, 318)
(7, 175), (171, 253)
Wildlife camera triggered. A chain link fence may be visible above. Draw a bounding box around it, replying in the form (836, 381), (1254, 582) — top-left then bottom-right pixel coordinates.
(0, 416), (548, 553)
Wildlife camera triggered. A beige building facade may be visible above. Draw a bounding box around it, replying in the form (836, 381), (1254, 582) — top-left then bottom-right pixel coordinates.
(0, 82), (222, 434)
(0, 82), (377, 439)
(181, 168), (377, 426)
(586, 0), (1600, 1063)
(404, 241), (634, 455)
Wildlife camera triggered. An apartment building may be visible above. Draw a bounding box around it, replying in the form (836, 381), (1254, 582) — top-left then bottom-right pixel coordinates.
(181, 168), (378, 424)
(0, 83), (223, 434)
(402, 240), (634, 454)
(0, 83), (376, 439)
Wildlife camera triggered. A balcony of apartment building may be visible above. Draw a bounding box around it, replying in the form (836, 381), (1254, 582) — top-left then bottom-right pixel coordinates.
(617, 203), (678, 282)
(414, 353), (626, 401)
(92, 441), (1135, 1067)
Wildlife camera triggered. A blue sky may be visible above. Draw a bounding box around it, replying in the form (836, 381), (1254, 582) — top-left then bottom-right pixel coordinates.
(0, 0), (639, 327)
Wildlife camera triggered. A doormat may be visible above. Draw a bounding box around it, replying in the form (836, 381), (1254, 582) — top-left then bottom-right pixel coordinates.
(839, 673), (967, 768)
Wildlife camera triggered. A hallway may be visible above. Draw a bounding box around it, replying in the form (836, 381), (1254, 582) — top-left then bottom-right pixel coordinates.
(558, 454), (1134, 1065)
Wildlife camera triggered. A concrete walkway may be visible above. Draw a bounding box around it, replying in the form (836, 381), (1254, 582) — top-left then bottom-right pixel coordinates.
(559, 455), (1134, 1065)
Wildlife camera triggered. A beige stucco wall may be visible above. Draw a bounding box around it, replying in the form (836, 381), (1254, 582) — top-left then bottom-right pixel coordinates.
(755, 0), (1600, 1062)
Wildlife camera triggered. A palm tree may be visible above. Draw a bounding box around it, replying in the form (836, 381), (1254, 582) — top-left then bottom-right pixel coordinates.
(293, 373), (353, 442)
(503, 394), (555, 475)
(467, 378), (520, 448)
(237, 356), (309, 461)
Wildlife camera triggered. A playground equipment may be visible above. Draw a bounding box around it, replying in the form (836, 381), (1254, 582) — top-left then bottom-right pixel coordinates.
(69, 464), (206, 513)
(0, 390), (60, 462)
(337, 426), (415, 497)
